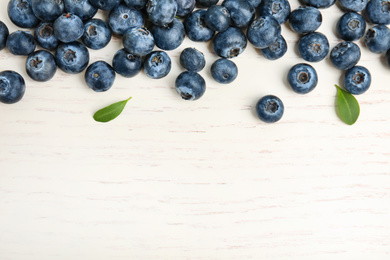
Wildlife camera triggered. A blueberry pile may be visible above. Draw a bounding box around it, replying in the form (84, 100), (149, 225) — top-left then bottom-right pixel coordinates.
(0, 0), (388, 123)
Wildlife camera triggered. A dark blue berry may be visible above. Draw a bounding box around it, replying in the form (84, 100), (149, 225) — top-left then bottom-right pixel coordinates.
(123, 27), (155, 57)
(175, 71), (206, 101)
(112, 48), (142, 78)
(124, 0), (147, 10)
(64, 0), (97, 21)
(180, 48), (206, 72)
(261, 35), (287, 60)
(344, 66), (371, 95)
(85, 61), (116, 92)
(176, 0), (196, 17)
(151, 18), (185, 51)
(247, 16), (281, 49)
(34, 22), (59, 50)
(82, 19), (112, 50)
(255, 95), (284, 123)
(205, 5), (231, 32)
(288, 6), (322, 34)
(210, 58), (238, 84)
(298, 32), (329, 62)
(31, 0), (64, 22)
(257, 0), (291, 25)
(55, 41), (89, 74)
(184, 10), (214, 42)
(146, 0), (178, 26)
(8, 0), (39, 28)
(53, 13), (84, 43)
(0, 71), (25, 104)
(213, 27), (247, 58)
(364, 25), (390, 54)
(287, 63), (318, 94)
(6, 30), (36, 56)
(338, 0), (368, 12)
(108, 4), (143, 35)
(0, 21), (9, 51)
(222, 0), (255, 28)
(89, 0), (120, 11)
(365, 0), (390, 25)
(143, 51), (171, 79)
(330, 41), (360, 70)
(26, 50), (57, 82)
(337, 12), (366, 41)
(301, 0), (335, 8)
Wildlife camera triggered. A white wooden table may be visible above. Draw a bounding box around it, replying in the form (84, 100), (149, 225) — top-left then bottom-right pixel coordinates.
(1, 1), (390, 259)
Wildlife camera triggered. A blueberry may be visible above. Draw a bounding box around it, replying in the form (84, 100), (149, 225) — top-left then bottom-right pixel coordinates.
(124, 0), (147, 10)
(0, 21), (9, 51)
(55, 41), (89, 74)
(365, 0), (390, 25)
(64, 0), (97, 21)
(176, 0), (196, 17)
(34, 22), (59, 50)
(175, 71), (206, 100)
(247, 0), (262, 8)
(196, 0), (218, 8)
(108, 4), (143, 35)
(151, 18), (185, 51)
(0, 71), (26, 104)
(112, 48), (142, 78)
(337, 12), (366, 42)
(89, 0), (120, 11)
(298, 32), (329, 62)
(123, 27), (155, 57)
(210, 58), (238, 84)
(205, 5), (231, 32)
(255, 95), (284, 123)
(53, 13), (84, 43)
(82, 19), (112, 50)
(247, 16), (281, 49)
(330, 41), (360, 70)
(288, 6), (322, 34)
(6, 30), (36, 56)
(364, 25), (390, 54)
(143, 51), (171, 79)
(222, 0), (255, 28)
(146, 0), (178, 26)
(301, 0), (335, 8)
(287, 63), (318, 94)
(213, 27), (247, 58)
(180, 48), (206, 72)
(184, 10), (214, 42)
(8, 0), (39, 28)
(261, 35), (287, 60)
(257, 0), (291, 25)
(338, 0), (368, 12)
(344, 66), (371, 95)
(26, 50), (57, 82)
(85, 61), (116, 92)
(31, 0), (64, 22)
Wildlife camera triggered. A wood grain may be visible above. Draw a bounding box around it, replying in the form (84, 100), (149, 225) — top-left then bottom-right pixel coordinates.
(1, 1), (390, 259)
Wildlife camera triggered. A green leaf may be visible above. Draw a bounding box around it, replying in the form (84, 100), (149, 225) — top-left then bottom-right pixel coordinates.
(93, 97), (132, 123)
(335, 85), (360, 125)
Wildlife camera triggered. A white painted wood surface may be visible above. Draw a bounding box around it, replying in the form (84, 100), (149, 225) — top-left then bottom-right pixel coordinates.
(1, 1), (390, 259)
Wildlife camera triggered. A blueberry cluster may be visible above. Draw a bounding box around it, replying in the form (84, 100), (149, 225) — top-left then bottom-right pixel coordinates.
(0, 0), (386, 124)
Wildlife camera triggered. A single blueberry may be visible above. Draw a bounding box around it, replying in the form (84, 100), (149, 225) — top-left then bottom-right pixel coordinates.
(338, 0), (368, 12)
(108, 4), (143, 35)
(112, 48), (142, 78)
(261, 35), (287, 60)
(184, 9), (215, 42)
(64, 0), (98, 21)
(364, 25), (390, 54)
(26, 50), (57, 82)
(301, 0), (335, 8)
(0, 21), (9, 51)
(143, 51), (171, 79)
(175, 71), (206, 101)
(222, 0), (255, 28)
(53, 13), (84, 43)
(82, 19), (112, 50)
(176, 0), (196, 17)
(89, 0), (120, 11)
(298, 32), (329, 62)
(365, 0), (390, 25)
(213, 27), (247, 58)
(344, 66), (371, 95)
(255, 95), (284, 123)
(123, 27), (155, 57)
(0, 70), (26, 104)
(31, 0), (64, 22)
(287, 63), (318, 94)
(247, 16), (281, 49)
(180, 48), (206, 72)
(85, 61), (116, 92)
(55, 41), (89, 74)
(124, 0), (147, 10)
(247, 0), (262, 8)
(210, 58), (238, 84)
(6, 30), (36, 56)
(288, 6), (322, 34)
(257, 0), (291, 25)
(34, 22), (59, 50)
(196, 0), (218, 7)
(205, 5), (231, 32)
(146, 0), (178, 26)
(330, 41), (360, 70)
(8, 0), (40, 28)
(337, 12), (366, 41)
(151, 18), (185, 51)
